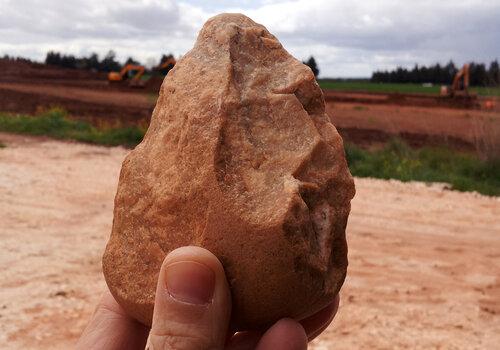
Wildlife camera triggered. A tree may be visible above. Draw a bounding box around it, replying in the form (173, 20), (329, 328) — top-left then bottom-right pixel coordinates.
(125, 56), (140, 66)
(45, 51), (61, 66)
(159, 54), (174, 65)
(488, 60), (499, 86)
(304, 56), (319, 77)
(100, 50), (121, 72)
(370, 60), (496, 86)
(87, 53), (100, 70)
(469, 63), (488, 86)
(444, 60), (457, 84)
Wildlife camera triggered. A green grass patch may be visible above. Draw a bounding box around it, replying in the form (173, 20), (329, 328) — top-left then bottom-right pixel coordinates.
(1, 109), (498, 196)
(0, 141), (5, 148)
(319, 80), (500, 97)
(0, 109), (145, 147)
(345, 139), (500, 196)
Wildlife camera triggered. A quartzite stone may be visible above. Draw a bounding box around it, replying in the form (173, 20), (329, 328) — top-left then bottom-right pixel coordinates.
(103, 13), (355, 329)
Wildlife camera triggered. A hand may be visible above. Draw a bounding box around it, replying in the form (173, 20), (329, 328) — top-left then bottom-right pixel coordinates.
(77, 246), (339, 349)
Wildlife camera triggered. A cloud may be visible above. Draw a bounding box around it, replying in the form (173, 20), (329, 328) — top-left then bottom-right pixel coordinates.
(238, 0), (500, 76)
(0, 0), (499, 77)
(0, 0), (206, 67)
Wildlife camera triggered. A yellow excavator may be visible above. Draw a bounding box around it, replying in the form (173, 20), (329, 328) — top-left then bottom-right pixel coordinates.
(108, 64), (146, 87)
(440, 63), (472, 97)
(440, 63), (479, 108)
(107, 57), (177, 89)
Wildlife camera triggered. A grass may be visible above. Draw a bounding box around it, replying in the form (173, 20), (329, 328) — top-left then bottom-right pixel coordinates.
(319, 80), (500, 97)
(0, 109), (498, 196)
(0, 109), (145, 147)
(345, 139), (500, 196)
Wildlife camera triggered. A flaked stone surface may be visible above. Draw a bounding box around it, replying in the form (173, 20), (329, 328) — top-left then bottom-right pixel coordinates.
(102, 13), (355, 329)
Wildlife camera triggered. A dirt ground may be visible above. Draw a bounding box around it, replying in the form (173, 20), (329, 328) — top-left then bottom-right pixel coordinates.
(1, 59), (499, 151)
(1, 133), (498, 349)
(328, 102), (500, 149)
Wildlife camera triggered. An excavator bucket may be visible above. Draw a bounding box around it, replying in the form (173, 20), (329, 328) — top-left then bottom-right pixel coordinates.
(108, 72), (122, 82)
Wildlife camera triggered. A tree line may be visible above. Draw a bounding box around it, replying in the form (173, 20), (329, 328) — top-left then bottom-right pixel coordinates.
(44, 51), (174, 72)
(371, 60), (500, 86)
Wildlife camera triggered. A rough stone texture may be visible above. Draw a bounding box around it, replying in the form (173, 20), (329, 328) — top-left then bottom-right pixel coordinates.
(102, 13), (355, 330)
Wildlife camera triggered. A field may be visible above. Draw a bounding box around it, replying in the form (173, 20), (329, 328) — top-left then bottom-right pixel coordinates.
(319, 80), (500, 97)
(0, 59), (499, 348)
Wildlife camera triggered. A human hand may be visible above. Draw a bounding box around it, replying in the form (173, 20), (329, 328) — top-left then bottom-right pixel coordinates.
(77, 246), (339, 349)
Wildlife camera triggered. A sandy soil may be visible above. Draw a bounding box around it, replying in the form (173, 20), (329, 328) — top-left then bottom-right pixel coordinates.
(328, 102), (500, 146)
(0, 82), (151, 109)
(0, 133), (499, 349)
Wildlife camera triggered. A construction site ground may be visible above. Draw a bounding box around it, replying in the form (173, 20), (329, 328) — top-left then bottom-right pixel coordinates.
(1, 59), (499, 152)
(0, 133), (498, 349)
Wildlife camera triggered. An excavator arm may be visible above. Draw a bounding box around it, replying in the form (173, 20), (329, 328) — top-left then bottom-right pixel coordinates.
(451, 64), (470, 93)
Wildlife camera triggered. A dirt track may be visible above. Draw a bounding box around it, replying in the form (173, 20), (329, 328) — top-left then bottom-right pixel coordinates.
(0, 133), (498, 349)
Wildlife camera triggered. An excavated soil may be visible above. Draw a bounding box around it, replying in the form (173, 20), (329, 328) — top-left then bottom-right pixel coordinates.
(1, 60), (499, 151)
(0, 133), (498, 349)
(328, 102), (500, 149)
(0, 82), (152, 125)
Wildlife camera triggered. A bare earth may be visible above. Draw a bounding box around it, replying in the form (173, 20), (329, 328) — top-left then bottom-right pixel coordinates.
(0, 133), (499, 349)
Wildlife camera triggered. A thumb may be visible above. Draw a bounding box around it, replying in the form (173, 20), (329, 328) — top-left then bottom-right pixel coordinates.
(146, 246), (232, 350)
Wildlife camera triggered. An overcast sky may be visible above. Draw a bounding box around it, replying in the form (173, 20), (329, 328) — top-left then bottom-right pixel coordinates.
(1, 0), (499, 77)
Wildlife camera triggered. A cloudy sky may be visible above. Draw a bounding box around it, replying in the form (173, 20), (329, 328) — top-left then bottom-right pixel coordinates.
(1, 0), (499, 77)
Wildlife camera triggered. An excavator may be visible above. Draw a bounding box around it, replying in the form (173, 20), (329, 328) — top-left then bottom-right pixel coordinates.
(440, 63), (472, 97)
(108, 64), (146, 87)
(440, 63), (479, 108)
(107, 57), (177, 89)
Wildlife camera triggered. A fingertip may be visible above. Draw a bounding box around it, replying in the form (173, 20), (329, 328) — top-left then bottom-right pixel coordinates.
(256, 318), (307, 350)
(226, 331), (262, 350)
(301, 295), (340, 341)
(148, 246), (232, 349)
(161, 246), (228, 287)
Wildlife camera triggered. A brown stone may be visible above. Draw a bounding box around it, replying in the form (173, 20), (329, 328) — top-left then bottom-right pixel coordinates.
(102, 13), (355, 330)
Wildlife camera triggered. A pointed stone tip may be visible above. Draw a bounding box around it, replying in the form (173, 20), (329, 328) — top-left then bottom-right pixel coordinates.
(198, 13), (265, 41)
(206, 13), (257, 26)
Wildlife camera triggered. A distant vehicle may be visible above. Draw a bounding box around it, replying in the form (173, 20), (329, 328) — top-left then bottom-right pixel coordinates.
(108, 64), (146, 88)
(440, 63), (479, 108)
(107, 58), (177, 89)
(440, 64), (473, 97)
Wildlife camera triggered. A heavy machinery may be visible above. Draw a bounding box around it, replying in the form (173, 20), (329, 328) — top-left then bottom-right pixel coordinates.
(108, 64), (146, 87)
(440, 63), (479, 108)
(107, 58), (177, 89)
(440, 63), (474, 97)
